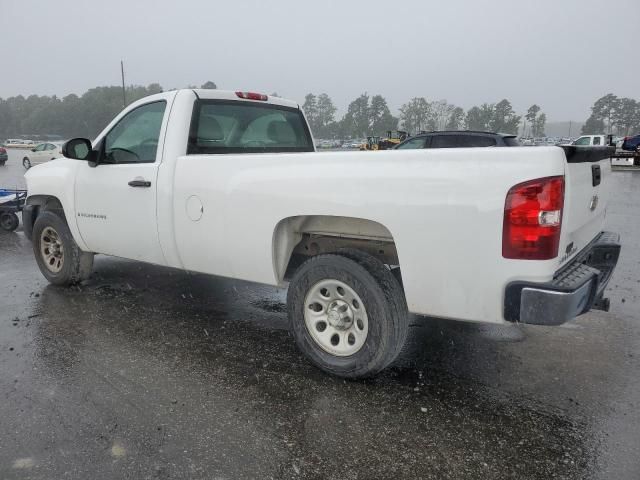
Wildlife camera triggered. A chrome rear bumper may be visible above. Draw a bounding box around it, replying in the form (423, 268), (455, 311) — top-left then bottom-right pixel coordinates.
(504, 231), (620, 325)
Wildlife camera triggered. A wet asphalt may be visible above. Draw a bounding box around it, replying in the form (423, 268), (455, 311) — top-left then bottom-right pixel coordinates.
(1, 155), (639, 479)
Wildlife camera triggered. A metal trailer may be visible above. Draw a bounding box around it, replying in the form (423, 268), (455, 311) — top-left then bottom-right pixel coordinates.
(0, 189), (27, 231)
(610, 150), (640, 167)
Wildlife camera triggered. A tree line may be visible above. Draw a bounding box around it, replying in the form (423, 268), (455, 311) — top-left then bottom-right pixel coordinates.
(581, 94), (640, 136)
(304, 93), (536, 138)
(1, 81), (637, 141)
(0, 83), (543, 141)
(303, 92), (638, 139)
(0, 82), (216, 141)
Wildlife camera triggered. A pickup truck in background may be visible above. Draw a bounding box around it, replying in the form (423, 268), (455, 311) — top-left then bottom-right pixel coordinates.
(569, 135), (609, 147)
(23, 89), (621, 378)
(571, 134), (640, 166)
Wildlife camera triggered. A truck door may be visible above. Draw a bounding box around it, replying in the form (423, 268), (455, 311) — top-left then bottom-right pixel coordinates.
(74, 100), (167, 265)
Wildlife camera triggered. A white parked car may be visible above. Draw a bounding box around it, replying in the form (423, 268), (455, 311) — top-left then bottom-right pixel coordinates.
(23, 89), (620, 378)
(22, 142), (63, 169)
(4, 139), (33, 148)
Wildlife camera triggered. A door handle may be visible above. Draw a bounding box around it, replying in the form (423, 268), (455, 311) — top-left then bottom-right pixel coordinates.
(128, 179), (151, 187)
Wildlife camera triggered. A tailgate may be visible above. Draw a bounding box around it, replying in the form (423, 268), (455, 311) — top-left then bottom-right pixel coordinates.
(559, 146), (613, 264)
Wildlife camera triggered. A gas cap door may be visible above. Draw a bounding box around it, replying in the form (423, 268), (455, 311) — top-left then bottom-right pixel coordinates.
(186, 195), (203, 221)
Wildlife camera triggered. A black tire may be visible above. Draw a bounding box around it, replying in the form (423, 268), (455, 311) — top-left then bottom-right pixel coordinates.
(23, 157), (31, 169)
(0, 160), (6, 166)
(0, 212), (19, 231)
(32, 210), (93, 285)
(287, 250), (408, 378)
(634, 157), (640, 167)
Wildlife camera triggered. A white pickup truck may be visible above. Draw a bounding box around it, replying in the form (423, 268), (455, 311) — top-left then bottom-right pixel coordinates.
(23, 89), (621, 378)
(570, 135), (609, 147)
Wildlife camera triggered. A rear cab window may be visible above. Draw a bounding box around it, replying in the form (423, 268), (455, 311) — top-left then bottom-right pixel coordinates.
(188, 100), (314, 154)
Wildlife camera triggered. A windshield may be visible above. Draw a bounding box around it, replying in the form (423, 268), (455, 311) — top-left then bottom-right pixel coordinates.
(188, 100), (313, 154)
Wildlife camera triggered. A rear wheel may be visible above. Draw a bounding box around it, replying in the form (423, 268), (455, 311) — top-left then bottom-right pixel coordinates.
(23, 157), (31, 169)
(0, 212), (19, 231)
(287, 250), (408, 378)
(32, 210), (93, 285)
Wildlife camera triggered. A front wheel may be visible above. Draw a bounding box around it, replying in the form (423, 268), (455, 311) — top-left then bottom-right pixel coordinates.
(32, 211), (94, 285)
(287, 251), (408, 378)
(0, 212), (19, 231)
(23, 157), (31, 169)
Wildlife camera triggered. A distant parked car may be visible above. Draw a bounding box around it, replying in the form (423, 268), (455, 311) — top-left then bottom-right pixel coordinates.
(0, 147), (7, 166)
(22, 142), (62, 169)
(394, 131), (520, 150)
(4, 139), (30, 148)
(621, 134), (640, 152)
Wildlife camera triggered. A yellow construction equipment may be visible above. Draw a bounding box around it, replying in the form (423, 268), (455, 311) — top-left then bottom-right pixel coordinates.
(360, 131), (408, 151)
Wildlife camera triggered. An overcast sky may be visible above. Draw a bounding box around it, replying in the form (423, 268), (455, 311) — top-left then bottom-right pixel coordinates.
(2, 0), (638, 120)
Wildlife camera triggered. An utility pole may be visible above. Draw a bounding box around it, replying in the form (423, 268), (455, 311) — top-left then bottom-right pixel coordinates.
(568, 120), (572, 138)
(121, 60), (126, 108)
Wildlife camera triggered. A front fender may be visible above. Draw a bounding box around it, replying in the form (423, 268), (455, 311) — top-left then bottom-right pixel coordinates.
(25, 159), (88, 250)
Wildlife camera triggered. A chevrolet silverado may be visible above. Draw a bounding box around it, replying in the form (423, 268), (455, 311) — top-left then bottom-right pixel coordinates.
(23, 89), (621, 378)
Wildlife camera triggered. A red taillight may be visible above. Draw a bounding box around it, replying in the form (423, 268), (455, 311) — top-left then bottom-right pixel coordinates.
(502, 176), (565, 260)
(0, 147), (5, 153)
(235, 91), (268, 101)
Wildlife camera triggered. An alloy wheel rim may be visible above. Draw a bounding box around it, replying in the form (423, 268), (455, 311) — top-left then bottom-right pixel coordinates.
(40, 227), (64, 273)
(304, 279), (369, 356)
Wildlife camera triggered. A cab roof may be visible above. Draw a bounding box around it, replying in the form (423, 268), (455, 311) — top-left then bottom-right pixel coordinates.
(189, 89), (300, 110)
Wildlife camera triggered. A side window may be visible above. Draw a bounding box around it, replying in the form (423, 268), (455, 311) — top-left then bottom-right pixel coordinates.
(460, 136), (496, 147)
(431, 136), (459, 148)
(573, 136), (591, 146)
(396, 137), (428, 149)
(103, 101), (166, 164)
(431, 135), (496, 148)
(592, 136), (601, 145)
(34, 144), (46, 152)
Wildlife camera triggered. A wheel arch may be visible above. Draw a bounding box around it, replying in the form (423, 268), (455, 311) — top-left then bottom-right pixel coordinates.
(272, 215), (401, 283)
(23, 195), (65, 240)
(27, 194), (65, 210)
(24, 193), (87, 250)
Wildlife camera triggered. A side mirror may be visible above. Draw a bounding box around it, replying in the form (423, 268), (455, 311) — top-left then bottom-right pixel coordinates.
(62, 138), (96, 162)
